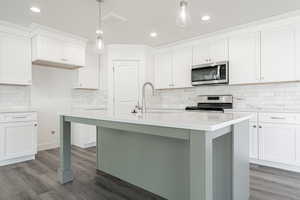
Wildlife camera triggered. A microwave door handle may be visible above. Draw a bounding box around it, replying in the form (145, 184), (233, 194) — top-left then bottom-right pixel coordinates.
(217, 65), (220, 79)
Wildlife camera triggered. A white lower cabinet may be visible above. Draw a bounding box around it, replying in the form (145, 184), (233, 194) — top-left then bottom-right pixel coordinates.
(295, 128), (300, 165)
(71, 108), (105, 148)
(0, 112), (38, 166)
(258, 123), (296, 165)
(72, 123), (96, 148)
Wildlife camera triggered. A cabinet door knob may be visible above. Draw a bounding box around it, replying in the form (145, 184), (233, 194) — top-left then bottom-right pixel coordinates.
(34, 124), (38, 127)
(259, 125), (262, 128)
(253, 125), (257, 128)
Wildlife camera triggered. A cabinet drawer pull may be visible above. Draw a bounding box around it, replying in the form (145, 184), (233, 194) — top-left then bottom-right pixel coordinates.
(34, 124), (38, 127)
(259, 125), (262, 128)
(252, 125), (257, 128)
(270, 117), (285, 120)
(13, 116), (27, 119)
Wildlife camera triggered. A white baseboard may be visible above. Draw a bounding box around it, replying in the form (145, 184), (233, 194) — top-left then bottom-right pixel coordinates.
(0, 155), (35, 167)
(73, 142), (96, 149)
(38, 142), (59, 151)
(251, 159), (300, 173)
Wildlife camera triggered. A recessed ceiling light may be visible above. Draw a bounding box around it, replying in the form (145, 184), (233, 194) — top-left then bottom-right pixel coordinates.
(30, 6), (41, 13)
(201, 15), (211, 21)
(150, 32), (158, 38)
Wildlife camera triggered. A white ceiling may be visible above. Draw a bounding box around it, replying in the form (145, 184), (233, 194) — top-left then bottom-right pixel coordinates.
(1, 0), (300, 46)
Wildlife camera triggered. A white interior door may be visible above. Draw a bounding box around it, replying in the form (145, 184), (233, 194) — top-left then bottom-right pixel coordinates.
(113, 61), (140, 115)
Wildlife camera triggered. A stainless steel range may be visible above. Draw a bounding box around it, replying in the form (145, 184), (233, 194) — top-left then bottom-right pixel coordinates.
(185, 95), (233, 112)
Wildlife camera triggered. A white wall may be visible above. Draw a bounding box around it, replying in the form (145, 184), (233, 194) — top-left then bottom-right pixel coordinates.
(31, 65), (74, 151)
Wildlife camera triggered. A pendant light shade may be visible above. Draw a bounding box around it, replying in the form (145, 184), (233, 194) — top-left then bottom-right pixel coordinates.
(96, 34), (104, 50)
(96, 0), (104, 50)
(176, 0), (191, 28)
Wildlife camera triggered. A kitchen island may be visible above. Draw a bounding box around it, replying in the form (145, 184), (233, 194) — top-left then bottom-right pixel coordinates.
(58, 111), (252, 200)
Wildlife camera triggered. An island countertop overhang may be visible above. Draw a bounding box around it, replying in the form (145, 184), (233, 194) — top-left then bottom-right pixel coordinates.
(61, 111), (253, 132)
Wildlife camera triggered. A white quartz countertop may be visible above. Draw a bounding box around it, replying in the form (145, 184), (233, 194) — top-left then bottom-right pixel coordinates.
(62, 111), (253, 131)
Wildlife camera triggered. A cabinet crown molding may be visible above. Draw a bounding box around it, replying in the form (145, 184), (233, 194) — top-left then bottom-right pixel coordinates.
(29, 23), (88, 45)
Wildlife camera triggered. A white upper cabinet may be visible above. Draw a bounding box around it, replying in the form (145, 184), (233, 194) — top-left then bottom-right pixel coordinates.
(154, 46), (193, 89)
(229, 32), (260, 84)
(74, 47), (99, 89)
(192, 40), (210, 65)
(63, 42), (86, 67)
(210, 39), (228, 63)
(192, 38), (228, 65)
(31, 24), (87, 69)
(154, 49), (173, 89)
(260, 25), (295, 82)
(0, 25), (32, 85)
(172, 45), (192, 88)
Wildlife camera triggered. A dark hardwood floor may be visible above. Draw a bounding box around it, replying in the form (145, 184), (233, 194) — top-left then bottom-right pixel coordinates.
(0, 146), (299, 200)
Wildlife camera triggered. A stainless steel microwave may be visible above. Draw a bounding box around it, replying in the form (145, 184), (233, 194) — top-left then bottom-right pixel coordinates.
(191, 61), (229, 86)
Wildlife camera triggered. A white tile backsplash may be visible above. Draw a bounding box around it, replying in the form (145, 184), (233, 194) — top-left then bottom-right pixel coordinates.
(71, 89), (107, 108)
(148, 82), (300, 112)
(0, 85), (31, 109)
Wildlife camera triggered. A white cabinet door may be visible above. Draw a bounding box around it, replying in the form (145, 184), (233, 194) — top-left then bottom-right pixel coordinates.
(154, 49), (173, 89)
(75, 48), (99, 89)
(261, 26), (295, 82)
(0, 33), (32, 85)
(172, 46), (192, 88)
(210, 39), (228, 62)
(296, 128), (300, 166)
(259, 123), (295, 165)
(1, 122), (37, 159)
(36, 36), (63, 63)
(193, 38), (228, 66)
(295, 24), (300, 80)
(249, 122), (258, 159)
(0, 126), (4, 160)
(229, 32), (260, 84)
(192, 40), (210, 65)
(72, 123), (96, 148)
(32, 35), (86, 68)
(63, 42), (85, 67)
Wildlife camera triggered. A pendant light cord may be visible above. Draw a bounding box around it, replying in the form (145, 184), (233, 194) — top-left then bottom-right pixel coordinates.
(97, 0), (103, 34)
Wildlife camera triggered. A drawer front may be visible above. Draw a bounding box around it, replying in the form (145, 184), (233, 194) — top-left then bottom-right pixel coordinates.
(259, 113), (300, 124)
(0, 112), (37, 123)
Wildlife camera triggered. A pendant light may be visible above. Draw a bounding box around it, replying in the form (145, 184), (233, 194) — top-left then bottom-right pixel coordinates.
(96, 0), (104, 50)
(176, 0), (191, 28)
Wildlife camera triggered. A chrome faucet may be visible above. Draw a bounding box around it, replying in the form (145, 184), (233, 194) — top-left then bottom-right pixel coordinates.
(142, 82), (155, 113)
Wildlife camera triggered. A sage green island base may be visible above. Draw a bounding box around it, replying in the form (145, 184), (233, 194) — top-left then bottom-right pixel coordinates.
(58, 112), (251, 200)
